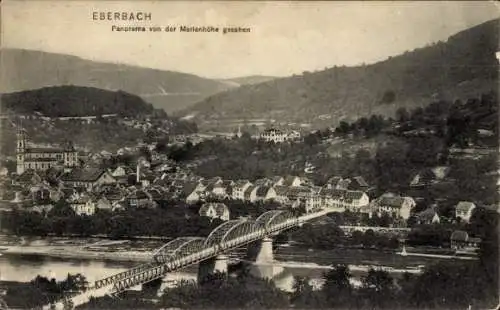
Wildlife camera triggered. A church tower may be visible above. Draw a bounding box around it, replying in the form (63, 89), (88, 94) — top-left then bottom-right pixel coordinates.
(16, 128), (27, 175)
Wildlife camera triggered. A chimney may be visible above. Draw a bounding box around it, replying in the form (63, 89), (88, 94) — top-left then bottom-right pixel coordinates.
(136, 162), (141, 184)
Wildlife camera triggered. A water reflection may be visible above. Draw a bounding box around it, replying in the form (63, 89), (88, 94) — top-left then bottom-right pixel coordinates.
(0, 251), (421, 293)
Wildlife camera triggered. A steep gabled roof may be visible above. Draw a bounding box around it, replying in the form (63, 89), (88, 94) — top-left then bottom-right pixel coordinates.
(60, 168), (108, 182)
(378, 196), (406, 208)
(254, 178), (271, 187)
(345, 190), (365, 200)
(234, 179), (251, 188)
(256, 186), (272, 197)
(337, 179), (352, 189)
(352, 176), (369, 187)
(16, 169), (42, 183)
(326, 176), (343, 186)
(450, 230), (469, 242)
(417, 208), (438, 221)
(128, 190), (150, 200)
(214, 203), (229, 217)
(273, 185), (289, 196)
(321, 188), (346, 199)
(182, 181), (198, 196)
(283, 175), (300, 187)
(244, 186), (257, 199)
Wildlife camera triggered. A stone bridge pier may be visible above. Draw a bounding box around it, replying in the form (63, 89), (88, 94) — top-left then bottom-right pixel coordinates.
(197, 254), (229, 283)
(246, 237), (283, 279)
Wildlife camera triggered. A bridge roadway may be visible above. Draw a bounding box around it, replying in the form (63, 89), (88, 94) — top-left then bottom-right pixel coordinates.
(44, 208), (335, 309)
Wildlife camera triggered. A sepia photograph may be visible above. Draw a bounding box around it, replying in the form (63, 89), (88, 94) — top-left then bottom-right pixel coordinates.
(0, 1), (498, 309)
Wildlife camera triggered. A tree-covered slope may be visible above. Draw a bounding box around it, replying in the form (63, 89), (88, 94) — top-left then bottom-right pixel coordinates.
(185, 19), (499, 128)
(0, 49), (234, 112)
(1, 85), (158, 117)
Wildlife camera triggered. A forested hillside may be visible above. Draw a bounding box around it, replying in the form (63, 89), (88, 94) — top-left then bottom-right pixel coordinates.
(186, 19), (498, 128)
(0, 49), (233, 112)
(1, 86), (157, 117)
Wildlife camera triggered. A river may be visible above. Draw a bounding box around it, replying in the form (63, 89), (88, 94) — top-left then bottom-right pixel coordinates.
(0, 241), (470, 294)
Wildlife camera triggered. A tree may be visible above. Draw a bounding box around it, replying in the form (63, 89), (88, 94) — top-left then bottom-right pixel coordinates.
(381, 90), (396, 104)
(360, 269), (395, 308)
(291, 276), (322, 307)
(336, 121), (351, 135)
(322, 264), (352, 307)
(396, 107), (410, 123)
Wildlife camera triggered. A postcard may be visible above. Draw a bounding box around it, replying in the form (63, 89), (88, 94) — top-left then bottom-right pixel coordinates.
(0, 1), (498, 309)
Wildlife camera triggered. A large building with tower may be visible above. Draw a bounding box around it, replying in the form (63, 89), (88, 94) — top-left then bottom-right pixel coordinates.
(16, 128), (78, 175)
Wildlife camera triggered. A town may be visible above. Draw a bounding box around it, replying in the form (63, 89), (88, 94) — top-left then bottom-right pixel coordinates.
(0, 93), (497, 309)
(0, 118), (491, 247)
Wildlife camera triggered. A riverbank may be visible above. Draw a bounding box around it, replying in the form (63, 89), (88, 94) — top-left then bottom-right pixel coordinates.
(1, 245), (151, 263)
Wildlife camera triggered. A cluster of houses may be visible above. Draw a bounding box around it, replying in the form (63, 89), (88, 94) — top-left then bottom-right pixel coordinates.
(2, 152), (480, 229)
(0, 129), (480, 230)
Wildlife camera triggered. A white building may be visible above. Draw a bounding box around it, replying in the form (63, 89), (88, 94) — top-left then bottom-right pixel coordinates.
(199, 203), (230, 222)
(260, 128), (289, 143)
(455, 201), (476, 223)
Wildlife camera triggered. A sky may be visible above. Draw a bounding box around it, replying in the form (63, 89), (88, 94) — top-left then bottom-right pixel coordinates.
(1, 1), (498, 79)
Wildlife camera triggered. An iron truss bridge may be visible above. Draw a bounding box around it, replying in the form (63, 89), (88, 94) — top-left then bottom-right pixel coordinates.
(46, 208), (335, 309)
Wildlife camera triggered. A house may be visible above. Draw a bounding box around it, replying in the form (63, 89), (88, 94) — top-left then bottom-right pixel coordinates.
(68, 194), (96, 216)
(14, 169), (43, 186)
(325, 176), (343, 189)
(146, 188), (164, 202)
(10, 189), (31, 204)
(60, 168), (116, 191)
(112, 200), (128, 212)
(231, 180), (252, 200)
(254, 178), (271, 187)
(260, 128), (289, 143)
(297, 192), (322, 213)
(320, 188), (347, 209)
(270, 176), (285, 187)
(337, 179), (351, 190)
(127, 190), (153, 208)
(343, 190), (370, 211)
(286, 186), (312, 203)
(0, 166), (9, 176)
(273, 185), (290, 204)
(29, 184), (52, 203)
(373, 195), (416, 220)
(244, 186), (259, 202)
(450, 230), (481, 250)
(288, 130), (301, 140)
(455, 201), (476, 223)
(199, 203), (230, 221)
(140, 173), (156, 187)
(410, 166), (450, 187)
(102, 187), (125, 205)
(283, 176), (302, 187)
(255, 186), (277, 201)
(29, 203), (54, 214)
(184, 182), (206, 203)
(95, 197), (113, 211)
(349, 176), (370, 191)
(416, 207), (440, 224)
(110, 166), (134, 177)
(210, 180), (234, 198)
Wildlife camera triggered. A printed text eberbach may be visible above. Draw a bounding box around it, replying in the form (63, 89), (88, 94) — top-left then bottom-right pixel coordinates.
(93, 11), (152, 21)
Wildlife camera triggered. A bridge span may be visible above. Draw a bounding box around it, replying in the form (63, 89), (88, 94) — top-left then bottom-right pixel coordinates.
(44, 207), (339, 309)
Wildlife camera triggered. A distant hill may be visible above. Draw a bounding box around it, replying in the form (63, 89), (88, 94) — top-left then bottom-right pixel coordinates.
(184, 19), (499, 130)
(0, 49), (234, 112)
(1, 85), (158, 117)
(220, 75), (279, 87)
